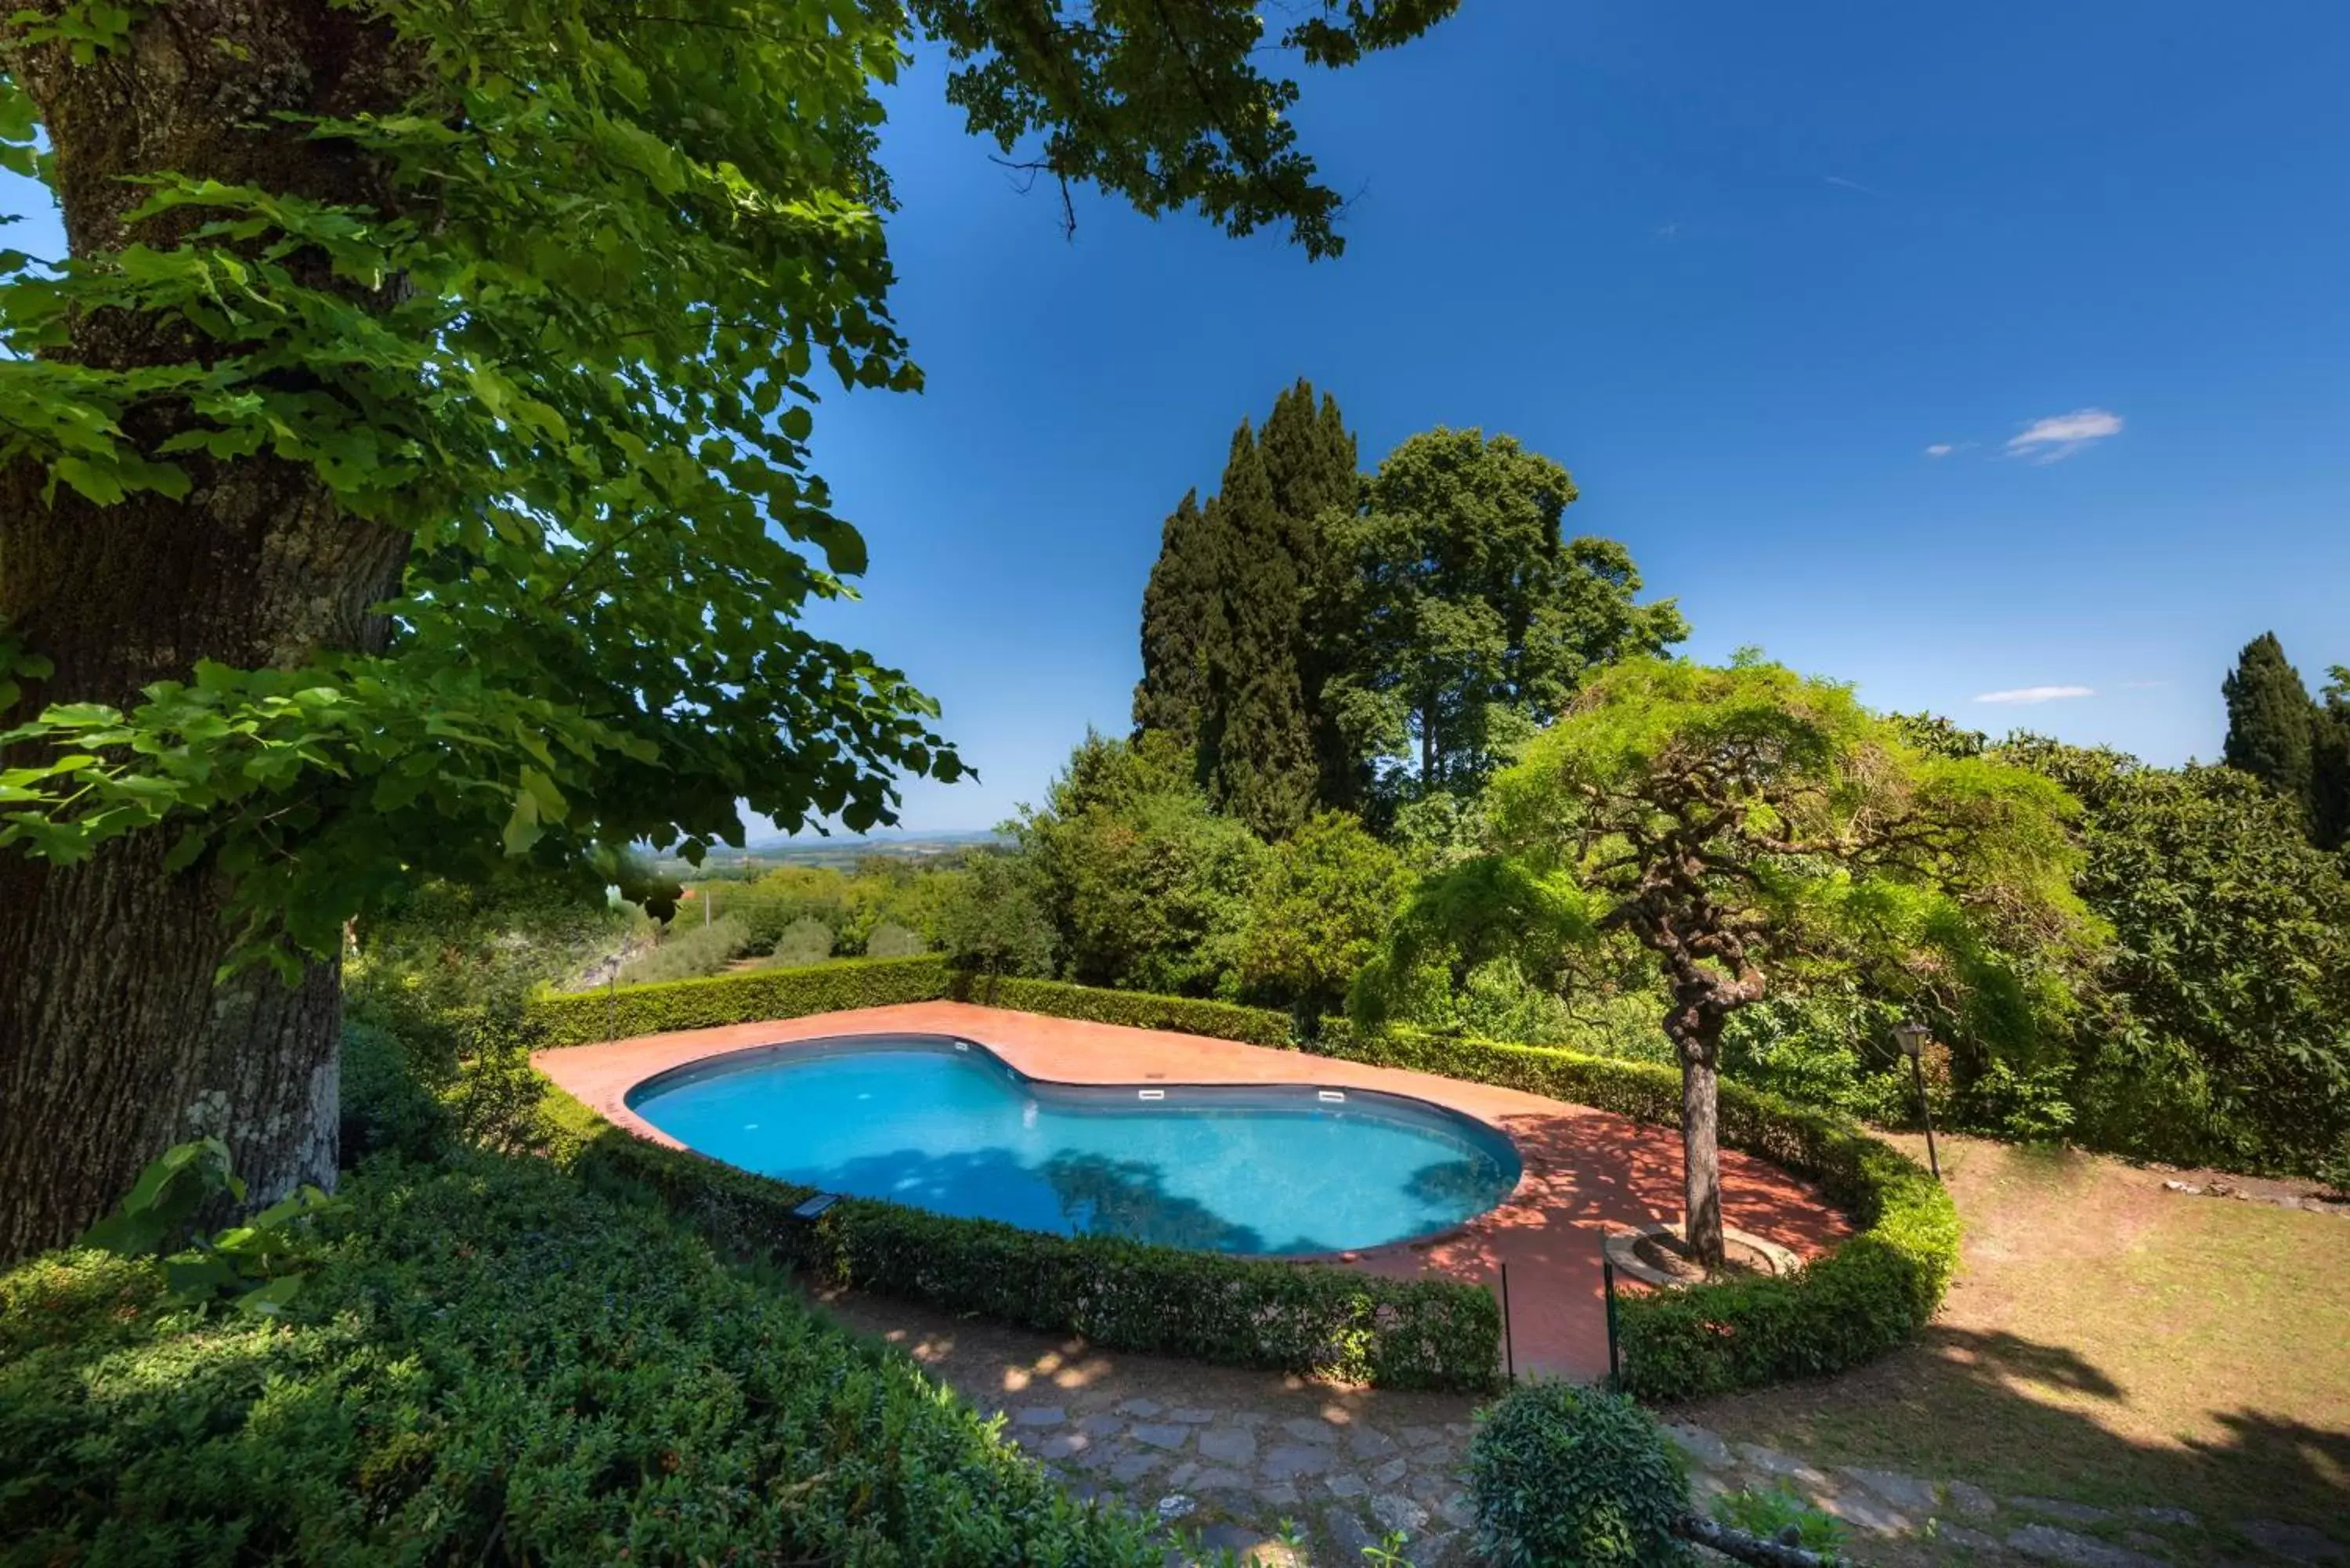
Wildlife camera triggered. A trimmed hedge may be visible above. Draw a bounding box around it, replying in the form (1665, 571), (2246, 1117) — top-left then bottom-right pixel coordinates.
(1307, 1025), (1961, 1402)
(0, 1152), (1160, 1567)
(526, 958), (1295, 1050)
(950, 973), (1297, 1047)
(539, 1086), (1504, 1393)
(530, 952), (955, 1045)
(526, 959), (1955, 1401)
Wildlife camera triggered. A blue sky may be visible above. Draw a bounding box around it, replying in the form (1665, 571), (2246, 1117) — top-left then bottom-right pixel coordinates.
(9, 4), (2346, 835)
(796, 1), (2350, 828)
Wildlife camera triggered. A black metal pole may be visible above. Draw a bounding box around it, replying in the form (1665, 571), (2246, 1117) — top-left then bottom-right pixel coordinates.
(1911, 1053), (1941, 1181)
(1499, 1262), (1515, 1384)
(1603, 1257), (1621, 1384)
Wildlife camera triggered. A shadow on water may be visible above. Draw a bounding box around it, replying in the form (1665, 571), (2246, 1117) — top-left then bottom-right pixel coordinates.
(1404, 1155), (1510, 1210)
(778, 1145), (1303, 1254)
(1040, 1152), (1273, 1253)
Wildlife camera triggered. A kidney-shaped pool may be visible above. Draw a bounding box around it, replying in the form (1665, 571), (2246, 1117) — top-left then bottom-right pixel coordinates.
(626, 1035), (1522, 1255)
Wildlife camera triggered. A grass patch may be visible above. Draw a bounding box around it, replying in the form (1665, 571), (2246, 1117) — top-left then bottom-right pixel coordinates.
(1679, 1133), (2350, 1543)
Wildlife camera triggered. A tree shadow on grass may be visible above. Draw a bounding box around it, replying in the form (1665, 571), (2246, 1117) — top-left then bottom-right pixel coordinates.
(1679, 1322), (2350, 1546)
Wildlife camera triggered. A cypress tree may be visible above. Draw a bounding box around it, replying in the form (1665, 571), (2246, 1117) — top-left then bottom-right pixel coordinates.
(2222, 632), (2316, 814)
(1257, 379), (1366, 810)
(2314, 670), (2350, 853)
(1133, 489), (1218, 746)
(1203, 423), (1318, 836)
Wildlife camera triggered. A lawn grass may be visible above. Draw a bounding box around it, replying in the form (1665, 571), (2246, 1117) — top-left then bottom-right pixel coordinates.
(1677, 1133), (2350, 1548)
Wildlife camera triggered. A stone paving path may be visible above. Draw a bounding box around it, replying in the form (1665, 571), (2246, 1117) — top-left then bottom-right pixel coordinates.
(824, 1289), (2345, 1568)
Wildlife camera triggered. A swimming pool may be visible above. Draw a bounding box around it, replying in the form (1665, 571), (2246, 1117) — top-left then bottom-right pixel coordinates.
(625, 1035), (1522, 1255)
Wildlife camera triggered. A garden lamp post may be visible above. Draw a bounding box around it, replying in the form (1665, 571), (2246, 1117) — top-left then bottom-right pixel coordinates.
(1894, 1021), (1940, 1180)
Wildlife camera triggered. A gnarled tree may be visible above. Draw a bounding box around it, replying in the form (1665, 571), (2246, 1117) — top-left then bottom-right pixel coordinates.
(1464, 658), (2088, 1265)
(0, 0), (1462, 1260)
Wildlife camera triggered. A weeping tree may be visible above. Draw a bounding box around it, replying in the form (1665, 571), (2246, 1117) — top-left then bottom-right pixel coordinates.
(1394, 657), (2092, 1266)
(0, 0), (1463, 1260)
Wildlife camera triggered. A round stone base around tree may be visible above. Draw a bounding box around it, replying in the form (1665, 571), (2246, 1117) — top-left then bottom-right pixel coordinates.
(1604, 1222), (1801, 1288)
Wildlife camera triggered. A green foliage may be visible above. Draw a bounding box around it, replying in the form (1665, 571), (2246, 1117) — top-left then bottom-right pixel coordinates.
(1322, 429), (1687, 806)
(913, 2), (1463, 261)
(1018, 731), (1264, 995)
(1710, 1484), (1849, 1555)
(338, 1017), (457, 1162)
(615, 912), (751, 985)
(1, 0), (1463, 967)
(1134, 385), (1355, 835)
(349, 873), (631, 1012)
(864, 919), (928, 958)
(966, 974), (1301, 1047)
(1133, 487), (1220, 748)
(74, 1139), (338, 1320)
(937, 851), (1058, 979)
(2222, 631), (2316, 814)
(1487, 658), (2093, 1050)
(528, 953), (956, 1046)
(1202, 421), (1320, 836)
(1311, 1024), (1960, 1400)
(763, 914), (839, 968)
(2008, 741), (2350, 1174)
(1, 1153), (1161, 1566)
(1238, 809), (1408, 1015)
(540, 1086), (1502, 1392)
(1718, 992), (1924, 1126)
(2312, 664), (2350, 853)
(1466, 1382), (1691, 1567)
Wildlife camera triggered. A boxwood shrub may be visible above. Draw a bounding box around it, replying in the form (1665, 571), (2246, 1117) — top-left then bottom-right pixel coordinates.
(1466, 1381), (1692, 1566)
(529, 952), (955, 1045)
(526, 959), (1295, 1051)
(539, 1086), (1503, 1393)
(0, 1151), (1160, 1568)
(947, 973), (1297, 1047)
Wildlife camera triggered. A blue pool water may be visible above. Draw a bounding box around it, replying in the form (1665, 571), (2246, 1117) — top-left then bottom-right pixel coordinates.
(627, 1035), (1521, 1255)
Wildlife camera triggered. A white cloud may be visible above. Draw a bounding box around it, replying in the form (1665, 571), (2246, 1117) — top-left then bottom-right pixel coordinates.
(2006, 408), (2124, 463)
(1924, 443), (1955, 457)
(1824, 175), (1883, 197)
(1972, 685), (2095, 705)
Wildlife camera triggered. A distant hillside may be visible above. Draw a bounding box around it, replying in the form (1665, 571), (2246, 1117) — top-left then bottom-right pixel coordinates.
(663, 827), (1008, 876)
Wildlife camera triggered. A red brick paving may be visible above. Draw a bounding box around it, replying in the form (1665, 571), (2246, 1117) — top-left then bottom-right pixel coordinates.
(533, 1002), (1849, 1378)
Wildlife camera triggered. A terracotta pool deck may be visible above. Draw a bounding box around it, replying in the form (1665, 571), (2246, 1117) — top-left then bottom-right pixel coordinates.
(533, 1002), (1850, 1380)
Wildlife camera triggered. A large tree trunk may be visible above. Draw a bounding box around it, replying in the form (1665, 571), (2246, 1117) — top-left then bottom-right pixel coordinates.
(0, 1), (410, 1263)
(1672, 1014), (1726, 1269)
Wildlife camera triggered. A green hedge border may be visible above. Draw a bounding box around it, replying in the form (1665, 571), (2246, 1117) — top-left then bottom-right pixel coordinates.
(1306, 1025), (1960, 1401)
(526, 960), (1957, 1401)
(537, 1084), (1501, 1392)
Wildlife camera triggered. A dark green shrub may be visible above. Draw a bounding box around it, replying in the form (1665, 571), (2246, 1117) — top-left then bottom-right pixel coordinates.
(0, 1153), (1159, 1568)
(1466, 1382), (1690, 1566)
(950, 972), (1298, 1047)
(527, 952), (955, 1044)
(539, 1086), (1502, 1392)
(338, 1017), (454, 1162)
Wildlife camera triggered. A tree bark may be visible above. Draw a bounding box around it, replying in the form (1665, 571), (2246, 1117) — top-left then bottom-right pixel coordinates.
(1675, 1016), (1726, 1269)
(0, 0), (409, 1262)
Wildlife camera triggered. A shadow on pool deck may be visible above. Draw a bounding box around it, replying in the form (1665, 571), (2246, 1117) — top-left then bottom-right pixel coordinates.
(533, 999), (1853, 1378)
